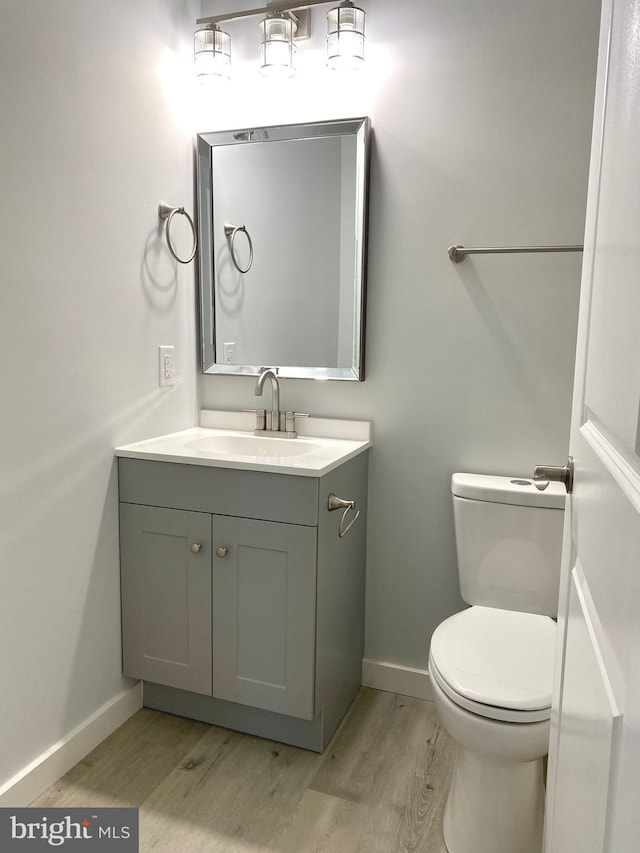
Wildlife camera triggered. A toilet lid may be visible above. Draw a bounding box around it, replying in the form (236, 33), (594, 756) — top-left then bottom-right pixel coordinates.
(430, 606), (556, 713)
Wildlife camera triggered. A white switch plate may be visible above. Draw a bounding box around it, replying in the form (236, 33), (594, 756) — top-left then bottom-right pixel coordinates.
(159, 345), (175, 387)
(223, 342), (236, 364)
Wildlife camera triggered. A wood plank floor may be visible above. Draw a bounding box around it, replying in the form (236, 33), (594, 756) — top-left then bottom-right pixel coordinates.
(31, 688), (455, 852)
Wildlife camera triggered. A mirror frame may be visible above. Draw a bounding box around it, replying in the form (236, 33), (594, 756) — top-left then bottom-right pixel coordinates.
(196, 117), (370, 381)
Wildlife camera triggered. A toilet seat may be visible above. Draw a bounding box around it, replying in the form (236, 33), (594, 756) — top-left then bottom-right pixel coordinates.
(429, 606), (556, 724)
(429, 653), (551, 723)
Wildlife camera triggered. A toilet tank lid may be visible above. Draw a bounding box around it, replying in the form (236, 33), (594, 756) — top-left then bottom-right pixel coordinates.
(452, 473), (565, 509)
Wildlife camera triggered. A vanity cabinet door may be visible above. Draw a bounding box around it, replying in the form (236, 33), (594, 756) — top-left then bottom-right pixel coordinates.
(120, 504), (212, 695)
(212, 516), (317, 720)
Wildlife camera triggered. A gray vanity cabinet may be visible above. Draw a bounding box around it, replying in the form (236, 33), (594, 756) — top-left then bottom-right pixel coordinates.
(117, 450), (368, 752)
(212, 516), (317, 720)
(119, 505), (212, 695)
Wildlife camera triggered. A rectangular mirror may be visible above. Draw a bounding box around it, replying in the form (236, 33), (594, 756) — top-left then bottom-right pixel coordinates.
(196, 117), (370, 380)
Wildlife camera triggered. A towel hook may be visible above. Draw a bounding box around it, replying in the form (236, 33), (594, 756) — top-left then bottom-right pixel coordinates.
(224, 221), (254, 274)
(158, 202), (197, 264)
(328, 494), (361, 539)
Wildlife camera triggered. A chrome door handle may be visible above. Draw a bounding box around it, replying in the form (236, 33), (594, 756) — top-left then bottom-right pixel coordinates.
(532, 457), (574, 493)
(216, 546), (229, 558)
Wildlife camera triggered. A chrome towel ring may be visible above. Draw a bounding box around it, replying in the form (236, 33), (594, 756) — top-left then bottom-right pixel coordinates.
(327, 494), (361, 539)
(158, 202), (197, 264)
(224, 220), (254, 274)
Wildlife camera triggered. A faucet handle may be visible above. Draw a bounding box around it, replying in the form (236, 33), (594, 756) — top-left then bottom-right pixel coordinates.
(284, 411), (310, 434)
(243, 408), (266, 431)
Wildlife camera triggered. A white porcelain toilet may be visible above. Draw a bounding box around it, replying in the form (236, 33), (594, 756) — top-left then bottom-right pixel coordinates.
(428, 473), (566, 853)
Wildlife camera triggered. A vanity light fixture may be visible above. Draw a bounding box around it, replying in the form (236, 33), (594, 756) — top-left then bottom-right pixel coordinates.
(326, 1), (365, 71)
(195, 0), (366, 81)
(194, 23), (232, 81)
(259, 14), (296, 77)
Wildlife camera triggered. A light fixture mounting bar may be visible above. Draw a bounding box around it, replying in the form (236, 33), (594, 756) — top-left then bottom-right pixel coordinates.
(197, 0), (333, 26)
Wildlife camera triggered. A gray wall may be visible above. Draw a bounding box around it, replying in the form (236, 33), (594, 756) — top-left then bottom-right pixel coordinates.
(0, 0), (198, 792)
(198, 0), (601, 669)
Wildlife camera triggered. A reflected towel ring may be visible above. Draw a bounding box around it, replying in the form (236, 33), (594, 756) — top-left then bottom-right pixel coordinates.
(224, 221), (254, 274)
(158, 202), (197, 264)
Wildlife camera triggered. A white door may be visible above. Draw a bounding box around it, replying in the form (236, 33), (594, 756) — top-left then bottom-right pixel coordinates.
(544, 0), (640, 850)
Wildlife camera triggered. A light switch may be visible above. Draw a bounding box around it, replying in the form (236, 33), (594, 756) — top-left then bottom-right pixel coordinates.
(159, 345), (175, 387)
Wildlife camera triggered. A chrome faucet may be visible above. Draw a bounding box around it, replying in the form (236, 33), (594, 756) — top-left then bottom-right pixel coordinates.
(255, 368), (280, 431)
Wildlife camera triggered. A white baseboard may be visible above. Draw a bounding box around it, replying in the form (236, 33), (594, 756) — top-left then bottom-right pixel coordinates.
(362, 658), (433, 701)
(0, 682), (142, 808)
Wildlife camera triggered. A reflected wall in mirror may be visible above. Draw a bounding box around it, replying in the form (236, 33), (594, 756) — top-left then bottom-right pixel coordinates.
(196, 118), (370, 380)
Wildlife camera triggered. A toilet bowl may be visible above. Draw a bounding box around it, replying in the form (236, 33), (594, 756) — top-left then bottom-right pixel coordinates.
(430, 474), (565, 853)
(429, 605), (556, 853)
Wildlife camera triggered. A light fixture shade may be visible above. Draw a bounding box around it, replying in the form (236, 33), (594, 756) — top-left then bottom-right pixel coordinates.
(259, 15), (296, 78)
(194, 24), (231, 81)
(326, 1), (365, 70)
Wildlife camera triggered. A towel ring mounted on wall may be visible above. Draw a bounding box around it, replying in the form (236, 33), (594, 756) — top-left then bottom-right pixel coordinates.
(224, 221), (254, 274)
(158, 202), (197, 264)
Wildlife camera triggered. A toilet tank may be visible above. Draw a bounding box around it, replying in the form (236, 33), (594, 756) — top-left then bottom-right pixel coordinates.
(452, 473), (566, 618)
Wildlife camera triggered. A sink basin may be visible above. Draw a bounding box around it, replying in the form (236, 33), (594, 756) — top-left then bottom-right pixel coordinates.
(184, 434), (320, 458)
(115, 419), (372, 476)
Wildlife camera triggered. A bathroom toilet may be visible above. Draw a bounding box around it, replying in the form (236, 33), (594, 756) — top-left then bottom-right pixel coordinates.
(428, 473), (566, 853)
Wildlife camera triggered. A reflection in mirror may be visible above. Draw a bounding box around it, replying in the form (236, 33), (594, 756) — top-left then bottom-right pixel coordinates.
(196, 118), (370, 380)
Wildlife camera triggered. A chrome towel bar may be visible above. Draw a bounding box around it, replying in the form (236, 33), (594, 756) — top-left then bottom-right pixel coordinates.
(448, 244), (584, 263)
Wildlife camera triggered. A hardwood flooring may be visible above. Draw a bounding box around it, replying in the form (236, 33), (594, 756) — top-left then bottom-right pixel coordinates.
(31, 688), (455, 852)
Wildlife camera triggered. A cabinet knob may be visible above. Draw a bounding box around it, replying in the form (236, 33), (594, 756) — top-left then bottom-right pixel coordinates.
(190, 543), (203, 554)
(216, 546), (229, 559)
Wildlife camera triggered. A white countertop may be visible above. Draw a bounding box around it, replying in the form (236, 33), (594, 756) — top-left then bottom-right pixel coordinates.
(115, 414), (372, 477)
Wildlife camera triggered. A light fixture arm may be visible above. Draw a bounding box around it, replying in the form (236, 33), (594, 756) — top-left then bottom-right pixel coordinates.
(197, 0), (340, 27)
